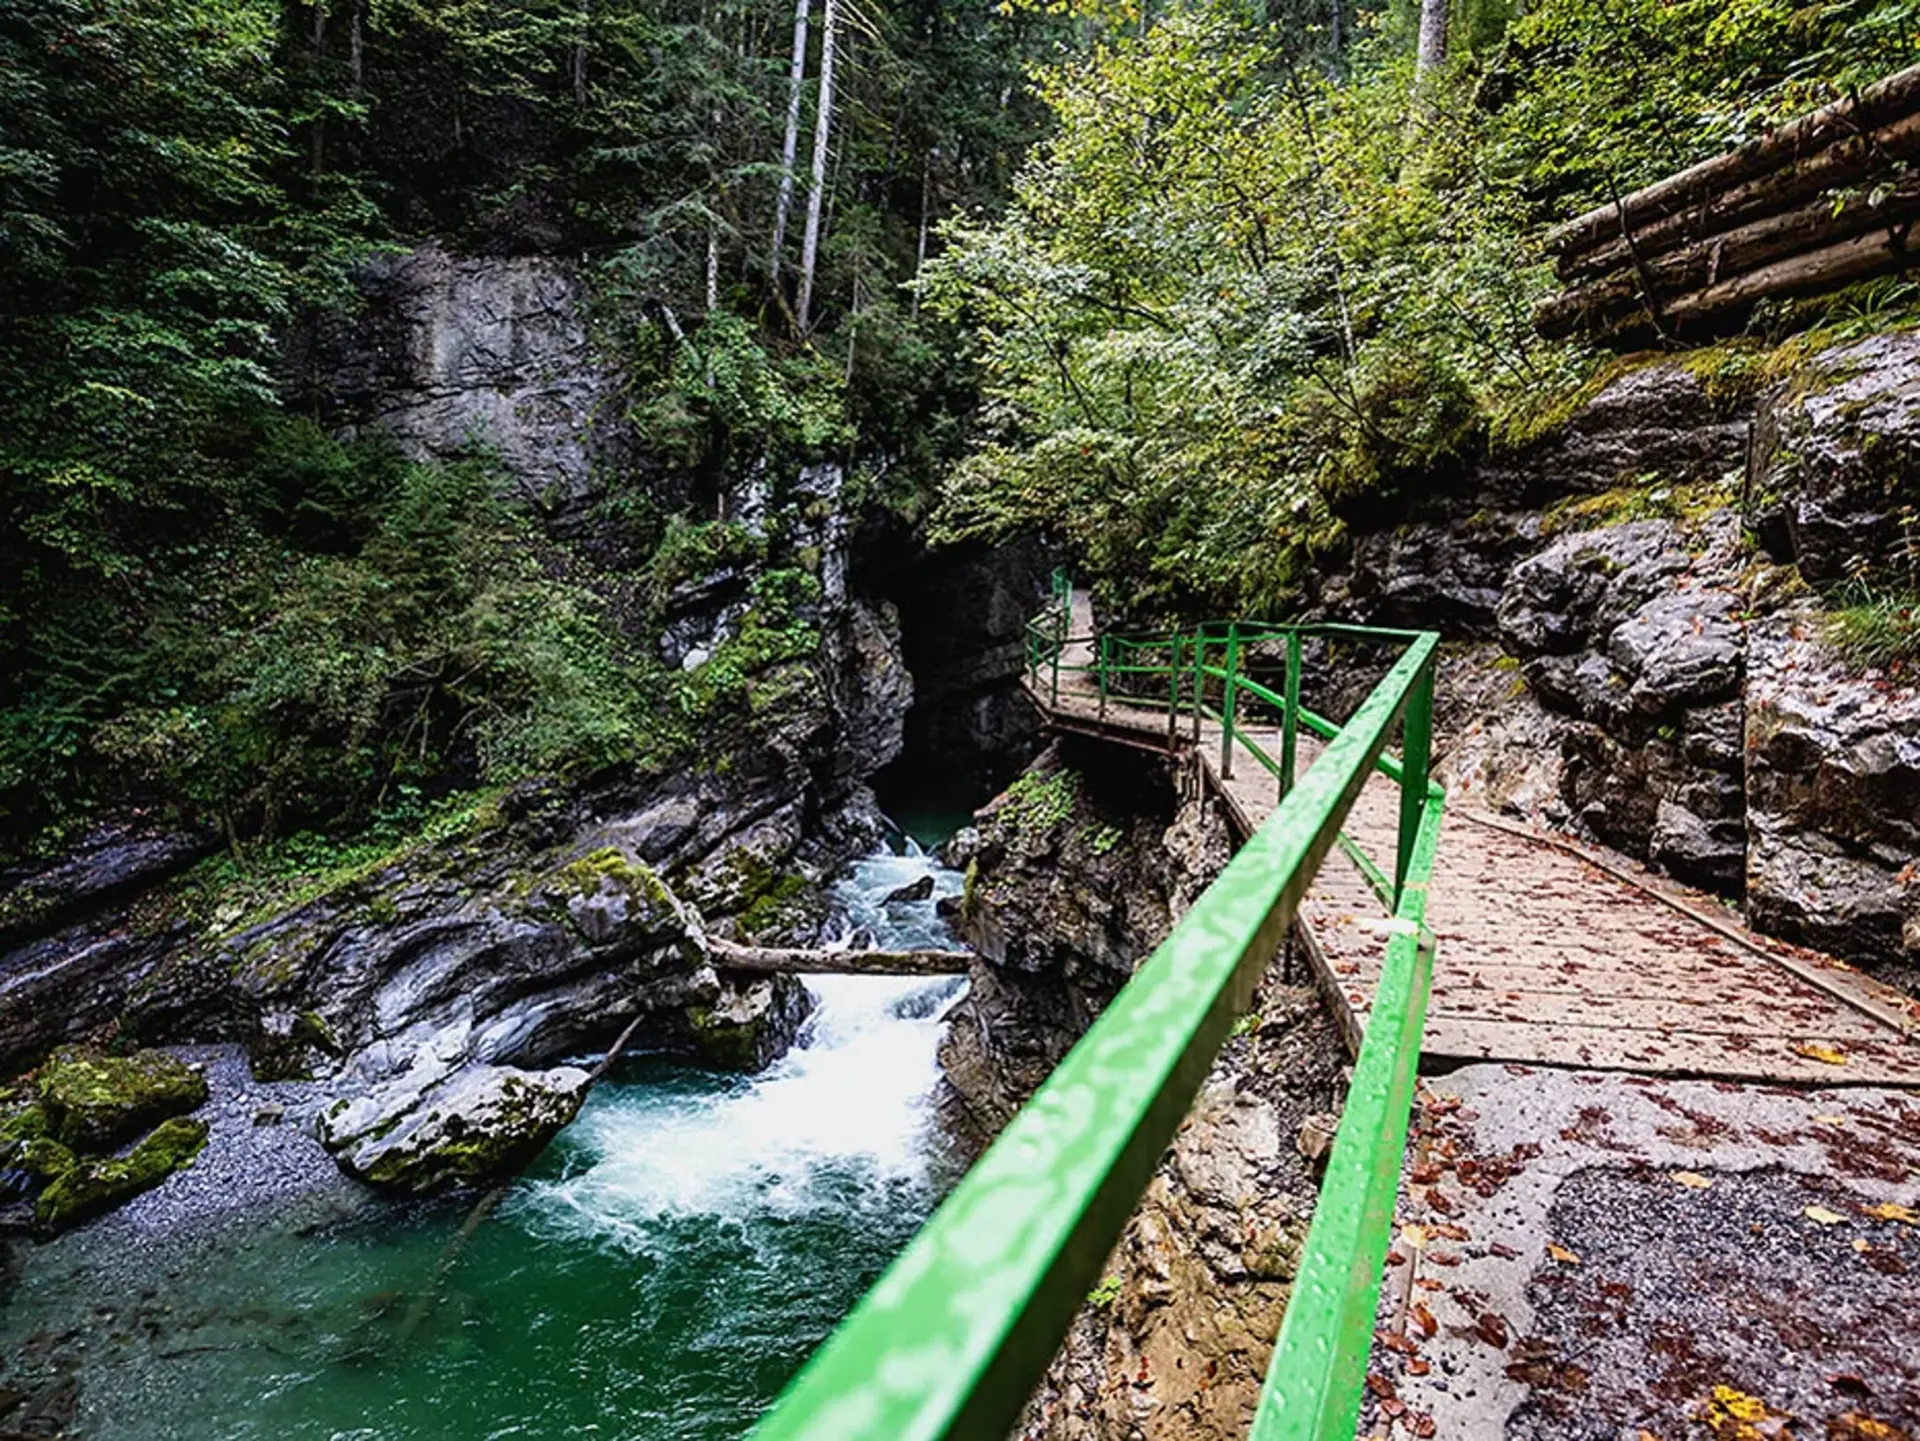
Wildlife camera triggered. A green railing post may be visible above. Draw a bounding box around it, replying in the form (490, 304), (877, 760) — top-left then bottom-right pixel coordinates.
(1393, 658), (1435, 906)
(1190, 634), (1203, 748)
(1220, 622), (1240, 780)
(1281, 631), (1301, 801)
(1050, 635), (1061, 709)
(1167, 635), (1181, 748)
(1097, 633), (1110, 720)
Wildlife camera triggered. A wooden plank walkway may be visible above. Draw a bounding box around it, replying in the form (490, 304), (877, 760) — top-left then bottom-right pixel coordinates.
(1026, 595), (1920, 1088)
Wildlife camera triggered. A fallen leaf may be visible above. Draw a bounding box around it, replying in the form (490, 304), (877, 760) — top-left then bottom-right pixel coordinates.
(1828, 1414), (1911, 1441)
(1852, 1239), (1873, 1253)
(1862, 1202), (1918, 1225)
(1406, 1358), (1431, 1376)
(1791, 1041), (1850, 1066)
(1547, 1243), (1581, 1265)
(1407, 1413), (1437, 1438)
(1812, 1114), (1849, 1127)
(1472, 1311), (1510, 1349)
(1399, 1224), (1430, 1250)
(1409, 1303), (1437, 1338)
(1672, 1171), (1714, 1190)
(1701, 1383), (1794, 1441)
(1804, 1205), (1847, 1226)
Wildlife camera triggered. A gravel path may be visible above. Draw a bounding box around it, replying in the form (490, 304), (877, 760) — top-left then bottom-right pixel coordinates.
(1361, 1065), (1920, 1440)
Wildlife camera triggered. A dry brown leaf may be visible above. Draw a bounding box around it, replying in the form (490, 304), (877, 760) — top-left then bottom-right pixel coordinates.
(1547, 1243), (1581, 1265)
(1791, 1041), (1850, 1066)
(1409, 1303), (1437, 1338)
(1828, 1414), (1912, 1441)
(1803, 1205), (1847, 1226)
(1671, 1170), (1714, 1190)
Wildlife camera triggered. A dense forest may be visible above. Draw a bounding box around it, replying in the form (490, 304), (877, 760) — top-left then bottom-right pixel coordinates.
(3, 0), (1916, 866)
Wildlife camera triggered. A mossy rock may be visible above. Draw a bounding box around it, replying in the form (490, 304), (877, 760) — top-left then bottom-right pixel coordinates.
(34, 1117), (208, 1232)
(2, 1134), (78, 1196)
(37, 1046), (208, 1151)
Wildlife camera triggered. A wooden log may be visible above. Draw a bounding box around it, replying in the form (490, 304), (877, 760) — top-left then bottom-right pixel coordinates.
(1535, 176), (1920, 339)
(1547, 63), (1920, 263)
(705, 936), (972, 975)
(1660, 222), (1920, 324)
(1585, 222), (1920, 348)
(1556, 109), (1920, 285)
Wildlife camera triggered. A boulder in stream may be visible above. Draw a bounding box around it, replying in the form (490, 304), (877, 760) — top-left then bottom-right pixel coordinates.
(318, 1061), (591, 1193)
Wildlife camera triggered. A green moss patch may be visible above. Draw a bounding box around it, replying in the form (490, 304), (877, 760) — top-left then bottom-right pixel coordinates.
(37, 1046), (208, 1151)
(34, 1116), (208, 1232)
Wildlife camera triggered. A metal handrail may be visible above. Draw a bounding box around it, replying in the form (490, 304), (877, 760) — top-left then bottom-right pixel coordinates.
(752, 586), (1443, 1441)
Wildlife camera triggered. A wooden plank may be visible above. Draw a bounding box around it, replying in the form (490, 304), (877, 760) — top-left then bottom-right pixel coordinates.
(1421, 1017), (1917, 1087)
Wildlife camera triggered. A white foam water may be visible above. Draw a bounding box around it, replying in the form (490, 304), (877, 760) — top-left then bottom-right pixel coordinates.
(512, 833), (969, 1251)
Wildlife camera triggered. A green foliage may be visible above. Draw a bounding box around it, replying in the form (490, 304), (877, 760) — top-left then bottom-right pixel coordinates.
(679, 569), (826, 720)
(997, 766), (1078, 835)
(923, 0), (1918, 617)
(1826, 581), (1920, 670)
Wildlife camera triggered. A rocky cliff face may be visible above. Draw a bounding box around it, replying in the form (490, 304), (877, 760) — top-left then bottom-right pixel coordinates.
(940, 742), (1347, 1438)
(292, 243), (628, 525)
(0, 240), (978, 1201)
(1325, 327), (1920, 982)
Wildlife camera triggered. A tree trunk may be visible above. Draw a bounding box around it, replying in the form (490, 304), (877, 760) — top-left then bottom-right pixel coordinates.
(770, 0), (810, 287)
(796, 0), (839, 333)
(1414, 0), (1447, 79)
(705, 937), (971, 976)
(1535, 176), (1920, 339)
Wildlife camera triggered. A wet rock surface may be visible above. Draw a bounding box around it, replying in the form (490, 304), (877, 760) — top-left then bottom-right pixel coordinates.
(1750, 327), (1920, 583)
(1509, 1168), (1920, 1441)
(940, 741), (1225, 1140)
(1745, 616), (1920, 979)
(319, 1061), (591, 1193)
(298, 243), (629, 521)
(1324, 326), (1920, 974)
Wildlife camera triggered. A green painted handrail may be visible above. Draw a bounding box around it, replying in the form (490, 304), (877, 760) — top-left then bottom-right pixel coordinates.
(753, 581), (1443, 1441)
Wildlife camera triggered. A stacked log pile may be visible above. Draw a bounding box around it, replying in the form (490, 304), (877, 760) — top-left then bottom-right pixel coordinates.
(1536, 64), (1920, 347)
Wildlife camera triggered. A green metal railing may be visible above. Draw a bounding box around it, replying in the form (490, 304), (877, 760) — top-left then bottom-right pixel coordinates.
(752, 589), (1444, 1441)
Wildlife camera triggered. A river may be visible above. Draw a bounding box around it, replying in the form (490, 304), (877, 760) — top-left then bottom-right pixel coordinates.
(0, 832), (969, 1440)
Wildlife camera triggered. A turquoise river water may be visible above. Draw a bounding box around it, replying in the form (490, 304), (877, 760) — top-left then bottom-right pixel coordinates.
(0, 836), (969, 1440)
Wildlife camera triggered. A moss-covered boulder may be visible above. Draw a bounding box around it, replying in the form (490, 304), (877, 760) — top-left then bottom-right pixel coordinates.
(318, 1062), (589, 1194)
(34, 1116), (208, 1231)
(36, 1046), (208, 1151)
(684, 975), (813, 1071)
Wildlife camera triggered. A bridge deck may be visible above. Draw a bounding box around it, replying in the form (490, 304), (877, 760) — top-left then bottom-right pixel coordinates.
(1027, 595), (1920, 1087)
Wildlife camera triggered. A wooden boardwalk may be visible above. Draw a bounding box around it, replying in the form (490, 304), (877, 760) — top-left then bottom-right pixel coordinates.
(1028, 595), (1920, 1088)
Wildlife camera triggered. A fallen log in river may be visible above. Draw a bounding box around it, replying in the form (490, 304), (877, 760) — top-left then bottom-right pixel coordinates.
(704, 936), (973, 975)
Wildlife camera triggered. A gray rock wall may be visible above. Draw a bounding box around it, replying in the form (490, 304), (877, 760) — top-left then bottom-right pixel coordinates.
(304, 244), (627, 520)
(1333, 329), (1920, 978)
